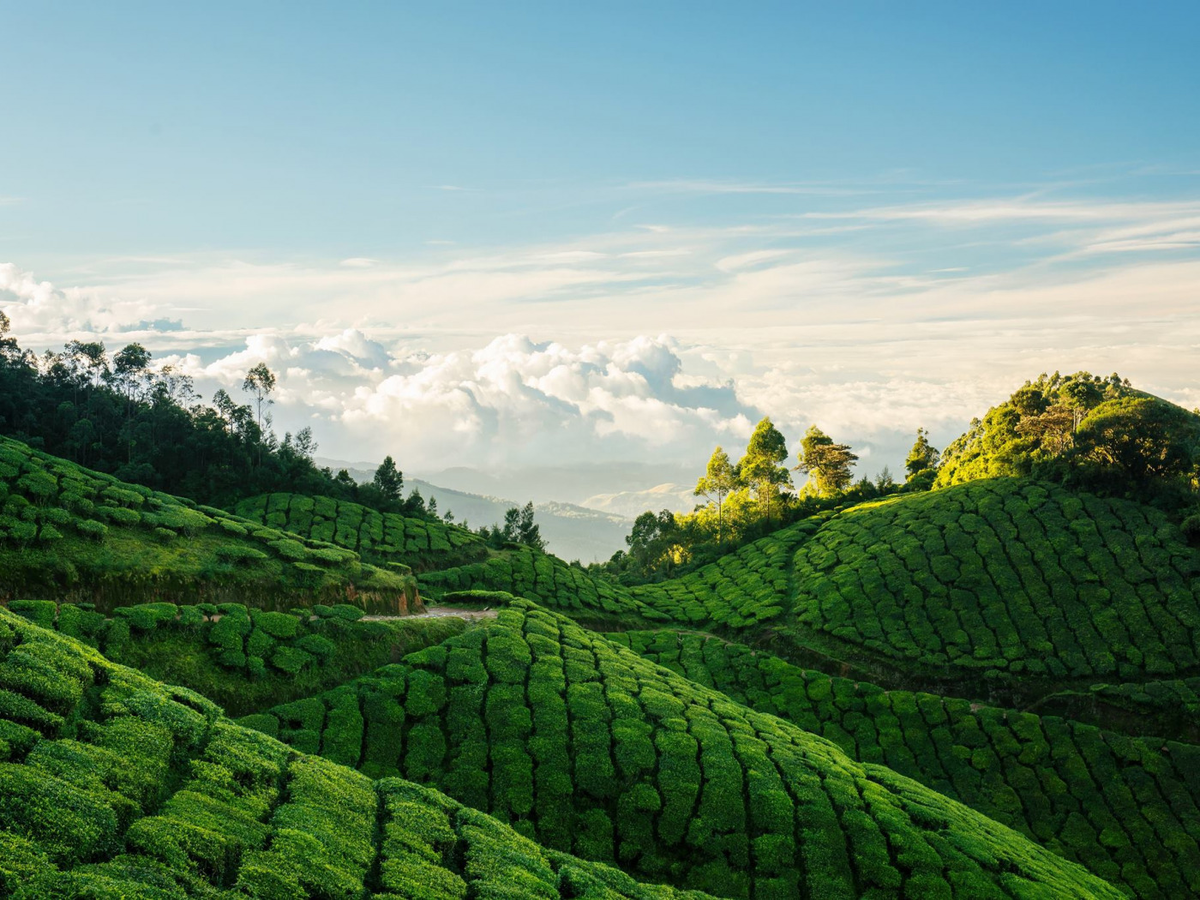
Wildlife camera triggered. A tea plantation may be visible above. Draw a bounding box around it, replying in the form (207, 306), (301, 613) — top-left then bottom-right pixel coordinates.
(0, 437), (415, 612)
(628, 519), (824, 631)
(789, 479), (1200, 682)
(0, 608), (734, 899)
(609, 630), (1200, 899)
(235, 491), (488, 572)
(421, 545), (671, 623)
(3, 598), (468, 716)
(242, 598), (1125, 900)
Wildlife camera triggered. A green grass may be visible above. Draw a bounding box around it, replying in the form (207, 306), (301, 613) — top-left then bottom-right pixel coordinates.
(789, 478), (1200, 681)
(235, 491), (489, 572)
(610, 629), (1200, 899)
(243, 597), (1125, 900)
(0, 436), (416, 612)
(0, 608), (723, 900)
(5, 598), (470, 716)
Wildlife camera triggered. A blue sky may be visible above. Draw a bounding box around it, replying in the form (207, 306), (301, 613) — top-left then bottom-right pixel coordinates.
(2, 2), (1199, 483)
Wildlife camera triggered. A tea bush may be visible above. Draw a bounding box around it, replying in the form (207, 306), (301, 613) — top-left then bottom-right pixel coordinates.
(612, 629), (1200, 899)
(236, 491), (488, 572)
(245, 599), (1125, 899)
(0, 609), (719, 900)
(791, 479), (1200, 680)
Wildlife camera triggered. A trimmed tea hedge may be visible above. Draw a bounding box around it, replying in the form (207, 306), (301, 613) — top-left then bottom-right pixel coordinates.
(0, 436), (415, 612)
(791, 479), (1200, 680)
(629, 519), (823, 630)
(422, 545), (670, 623)
(235, 491), (489, 572)
(5, 599), (468, 716)
(0, 608), (721, 900)
(611, 629), (1200, 899)
(245, 599), (1125, 899)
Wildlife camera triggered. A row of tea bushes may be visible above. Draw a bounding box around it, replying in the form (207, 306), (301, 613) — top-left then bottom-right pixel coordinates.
(243, 600), (1125, 900)
(791, 479), (1200, 680)
(630, 519), (823, 630)
(0, 609), (714, 900)
(0, 436), (413, 609)
(235, 491), (489, 572)
(610, 629), (1200, 900)
(4, 599), (468, 716)
(421, 546), (670, 623)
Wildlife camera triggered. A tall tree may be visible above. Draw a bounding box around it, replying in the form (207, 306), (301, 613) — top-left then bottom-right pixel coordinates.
(242, 363), (277, 431)
(904, 428), (940, 481)
(372, 455), (404, 503)
(796, 425), (858, 496)
(517, 501), (545, 551)
(739, 417), (791, 525)
(694, 445), (739, 545)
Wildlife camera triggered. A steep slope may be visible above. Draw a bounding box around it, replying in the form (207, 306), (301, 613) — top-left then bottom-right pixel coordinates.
(0, 608), (717, 900)
(4, 598), (468, 716)
(234, 491), (488, 571)
(0, 436), (414, 612)
(788, 479), (1200, 683)
(609, 630), (1200, 899)
(243, 598), (1125, 900)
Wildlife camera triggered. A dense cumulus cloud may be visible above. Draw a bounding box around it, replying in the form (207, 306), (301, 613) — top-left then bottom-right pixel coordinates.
(3, 182), (1199, 476)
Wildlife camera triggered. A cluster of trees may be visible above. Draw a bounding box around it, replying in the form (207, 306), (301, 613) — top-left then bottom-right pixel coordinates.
(0, 315), (444, 518)
(938, 370), (1200, 508)
(597, 417), (942, 584)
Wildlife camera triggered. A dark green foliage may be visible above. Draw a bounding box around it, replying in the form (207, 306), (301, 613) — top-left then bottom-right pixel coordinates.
(0, 608), (726, 900)
(614, 629), (1200, 899)
(235, 491), (488, 572)
(0, 436), (415, 612)
(247, 600), (1124, 899)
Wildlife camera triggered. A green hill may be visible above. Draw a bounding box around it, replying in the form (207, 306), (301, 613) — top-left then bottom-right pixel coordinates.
(0, 436), (415, 613)
(420, 544), (670, 624)
(609, 629), (1200, 899)
(628, 518), (825, 631)
(3, 598), (468, 716)
(242, 597), (1125, 900)
(788, 478), (1200, 683)
(234, 491), (488, 572)
(0, 607), (723, 900)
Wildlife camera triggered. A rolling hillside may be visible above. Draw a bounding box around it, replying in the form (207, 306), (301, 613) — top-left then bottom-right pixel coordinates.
(0, 608), (721, 900)
(609, 629), (1200, 899)
(234, 491), (488, 572)
(0, 436), (415, 613)
(242, 598), (1126, 900)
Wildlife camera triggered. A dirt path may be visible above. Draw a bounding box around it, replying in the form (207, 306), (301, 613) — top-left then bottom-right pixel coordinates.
(363, 606), (499, 622)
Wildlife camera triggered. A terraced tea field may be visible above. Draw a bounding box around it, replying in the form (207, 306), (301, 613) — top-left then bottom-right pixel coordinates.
(0, 608), (725, 899)
(235, 491), (488, 571)
(610, 630), (1200, 899)
(788, 480), (1200, 682)
(242, 598), (1125, 899)
(0, 437), (413, 611)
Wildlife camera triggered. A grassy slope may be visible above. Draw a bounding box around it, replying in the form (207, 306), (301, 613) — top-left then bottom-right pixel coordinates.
(4, 598), (470, 717)
(0, 608), (718, 900)
(242, 598), (1124, 900)
(609, 629), (1200, 900)
(234, 491), (489, 572)
(0, 436), (415, 613)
